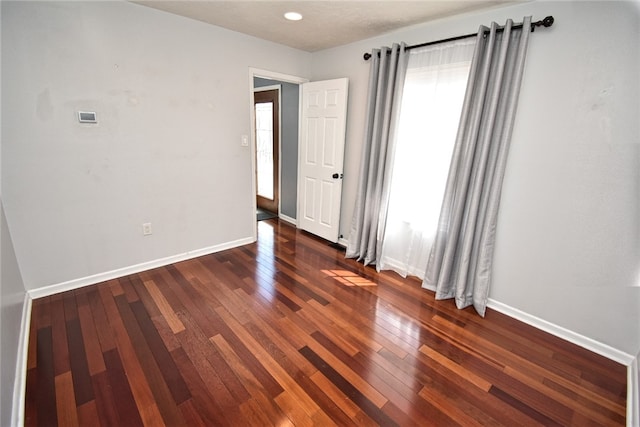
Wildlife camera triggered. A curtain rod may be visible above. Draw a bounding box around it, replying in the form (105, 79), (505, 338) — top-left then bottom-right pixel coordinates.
(363, 16), (554, 60)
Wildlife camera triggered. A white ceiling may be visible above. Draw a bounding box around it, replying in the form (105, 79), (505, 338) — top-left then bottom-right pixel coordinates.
(132, 1), (513, 52)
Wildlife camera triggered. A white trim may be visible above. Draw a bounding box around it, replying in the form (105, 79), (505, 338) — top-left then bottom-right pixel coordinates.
(296, 85), (303, 230)
(338, 237), (349, 248)
(254, 84), (281, 93)
(248, 71), (258, 242)
(487, 298), (635, 366)
(11, 293), (31, 427)
(28, 237), (254, 299)
(629, 353), (639, 427)
(248, 67), (309, 243)
(278, 213), (297, 226)
(277, 87), (282, 216)
(249, 67), (309, 85)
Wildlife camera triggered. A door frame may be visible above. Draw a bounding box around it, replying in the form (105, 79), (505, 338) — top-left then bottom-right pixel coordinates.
(248, 68), (309, 241)
(254, 85), (281, 214)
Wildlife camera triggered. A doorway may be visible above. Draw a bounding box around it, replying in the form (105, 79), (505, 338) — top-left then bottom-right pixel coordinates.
(249, 69), (348, 243)
(254, 88), (280, 218)
(249, 68), (308, 241)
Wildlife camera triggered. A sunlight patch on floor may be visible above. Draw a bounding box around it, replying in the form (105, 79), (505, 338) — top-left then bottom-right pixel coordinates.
(321, 269), (377, 287)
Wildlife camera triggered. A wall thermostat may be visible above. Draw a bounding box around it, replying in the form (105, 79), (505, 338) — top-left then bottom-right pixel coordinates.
(78, 111), (97, 123)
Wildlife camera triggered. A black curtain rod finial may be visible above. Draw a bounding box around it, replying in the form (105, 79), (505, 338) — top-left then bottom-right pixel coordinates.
(531, 15), (554, 32)
(363, 52), (372, 60)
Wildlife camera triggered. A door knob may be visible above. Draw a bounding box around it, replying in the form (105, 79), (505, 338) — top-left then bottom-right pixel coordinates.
(332, 173), (343, 179)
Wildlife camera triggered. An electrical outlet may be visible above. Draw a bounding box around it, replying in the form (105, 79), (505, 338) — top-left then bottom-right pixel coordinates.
(142, 222), (152, 236)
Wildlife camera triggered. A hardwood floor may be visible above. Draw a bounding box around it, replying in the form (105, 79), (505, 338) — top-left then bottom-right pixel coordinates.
(25, 219), (627, 426)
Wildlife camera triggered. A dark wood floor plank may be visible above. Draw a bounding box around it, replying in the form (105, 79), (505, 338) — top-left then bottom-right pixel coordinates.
(33, 296), (52, 329)
(164, 264), (222, 337)
(75, 290), (106, 376)
(210, 333), (290, 425)
(541, 376), (626, 425)
(310, 295), (411, 360)
(429, 313), (627, 420)
(97, 285), (165, 426)
(170, 346), (234, 426)
(91, 370), (121, 427)
(119, 275), (141, 304)
(25, 218), (627, 426)
(50, 295), (70, 377)
(27, 315), (39, 371)
(177, 399), (207, 427)
(128, 277), (182, 352)
(66, 317), (95, 406)
(35, 327), (57, 427)
(244, 317), (316, 379)
(299, 345), (398, 426)
(129, 299), (192, 404)
(172, 310), (245, 412)
(215, 305), (324, 420)
(176, 271), (287, 401)
(311, 330), (434, 426)
(384, 347), (539, 426)
(207, 304), (286, 398)
(490, 385), (562, 426)
(309, 370), (376, 426)
(24, 368), (38, 427)
(62, 291), (79, 322)
(102, 348), (144, 427)
(86, 288), (116, 353)
(114, 294), (185, 426)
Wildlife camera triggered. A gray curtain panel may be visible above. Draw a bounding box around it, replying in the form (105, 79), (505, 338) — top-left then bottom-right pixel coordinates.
(346, 43), (409, 265)
(423, 17), (532, 316)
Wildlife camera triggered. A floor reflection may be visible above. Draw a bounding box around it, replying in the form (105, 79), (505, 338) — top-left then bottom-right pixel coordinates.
(255, 220), (277, 301)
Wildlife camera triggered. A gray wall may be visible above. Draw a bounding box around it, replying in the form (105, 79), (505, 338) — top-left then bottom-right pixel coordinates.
(1, 1), (311, 290)
(1, 3), (28, 419)
(1, 203), (27, 427)
(254, 77), (299, 219)
(311, 1), (640, 356)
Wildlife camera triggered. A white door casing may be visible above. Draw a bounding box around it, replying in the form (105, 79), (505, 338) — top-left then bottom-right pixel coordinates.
(298, 78), (349, 243)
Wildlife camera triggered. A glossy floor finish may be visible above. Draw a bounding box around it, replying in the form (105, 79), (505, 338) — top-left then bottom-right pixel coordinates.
(25, 219), (627, 426)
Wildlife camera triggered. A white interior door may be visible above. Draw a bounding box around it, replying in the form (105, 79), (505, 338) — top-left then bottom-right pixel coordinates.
(298, 78), (349, 243)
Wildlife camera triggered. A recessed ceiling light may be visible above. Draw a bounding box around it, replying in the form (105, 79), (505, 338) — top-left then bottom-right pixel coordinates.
(284, 12), (303, 21)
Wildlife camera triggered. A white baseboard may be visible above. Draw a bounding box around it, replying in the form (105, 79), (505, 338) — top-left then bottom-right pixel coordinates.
(487, 298), (634, 366)
(338, 237), (348, 248)
(278, 214), (297, 226)
(11, 293), (32, 427)
(629, 353), (639, 427)
(28, 236), (255, 299)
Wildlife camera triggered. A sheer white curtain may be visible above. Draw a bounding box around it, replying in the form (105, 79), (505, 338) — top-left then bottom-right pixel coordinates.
(378, 39), (476, 279)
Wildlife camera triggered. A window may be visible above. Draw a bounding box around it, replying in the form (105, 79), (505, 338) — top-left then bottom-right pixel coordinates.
(379, 39), (476, 278)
